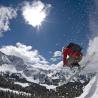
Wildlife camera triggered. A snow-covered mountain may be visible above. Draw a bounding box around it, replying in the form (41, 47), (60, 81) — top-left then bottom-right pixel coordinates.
(0, 51), (96, 98)
(0, 51), (94, 86)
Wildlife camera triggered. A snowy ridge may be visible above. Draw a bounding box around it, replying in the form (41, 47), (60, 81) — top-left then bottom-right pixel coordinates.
(76, 73), (98, 98)
(14, 82), (29, 88)
(40, 84), (57, 90)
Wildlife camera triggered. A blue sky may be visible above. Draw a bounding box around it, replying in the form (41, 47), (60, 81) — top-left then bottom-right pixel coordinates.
(0, 0), (96, 63)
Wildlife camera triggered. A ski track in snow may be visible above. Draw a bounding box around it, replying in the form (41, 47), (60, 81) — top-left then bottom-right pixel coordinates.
(76, 73), (98, 98)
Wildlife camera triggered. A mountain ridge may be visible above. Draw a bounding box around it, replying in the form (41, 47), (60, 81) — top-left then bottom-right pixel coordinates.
(0, 50), (96, 98)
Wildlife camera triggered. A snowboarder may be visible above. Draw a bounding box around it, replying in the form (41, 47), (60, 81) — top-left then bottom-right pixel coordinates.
(63, 43), (83, 68)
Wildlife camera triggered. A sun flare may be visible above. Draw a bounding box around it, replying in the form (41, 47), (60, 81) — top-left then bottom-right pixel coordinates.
(22, 1), (51, 28)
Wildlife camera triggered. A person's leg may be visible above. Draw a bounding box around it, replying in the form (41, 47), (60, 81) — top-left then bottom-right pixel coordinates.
(73, 62), (80, 66)
(71, 63), (81, 69)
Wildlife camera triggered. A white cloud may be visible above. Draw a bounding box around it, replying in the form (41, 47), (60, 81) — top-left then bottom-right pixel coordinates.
(0, 42), (48, 66)
(0, 6), (17, 37)
(50, 58), (58, 62)
(22, 0), (51, 29)
(0, 64), (17, 73)
(0, 42), (64, 70)
(53, 51), (62, 57)
(50, 51), (62, 62)
(0, 42), (65, 71)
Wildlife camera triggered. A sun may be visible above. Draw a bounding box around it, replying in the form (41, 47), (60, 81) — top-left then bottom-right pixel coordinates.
(22, 1), (51, 29)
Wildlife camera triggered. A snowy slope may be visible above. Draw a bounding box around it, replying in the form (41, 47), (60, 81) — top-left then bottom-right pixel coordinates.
(76, 73), (98, 98)
(14, 82), (29, 88)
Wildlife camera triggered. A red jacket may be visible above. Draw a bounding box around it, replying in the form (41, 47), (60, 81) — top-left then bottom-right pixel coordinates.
(63, 47), (72, 66)
(63, 47), (82, 66)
